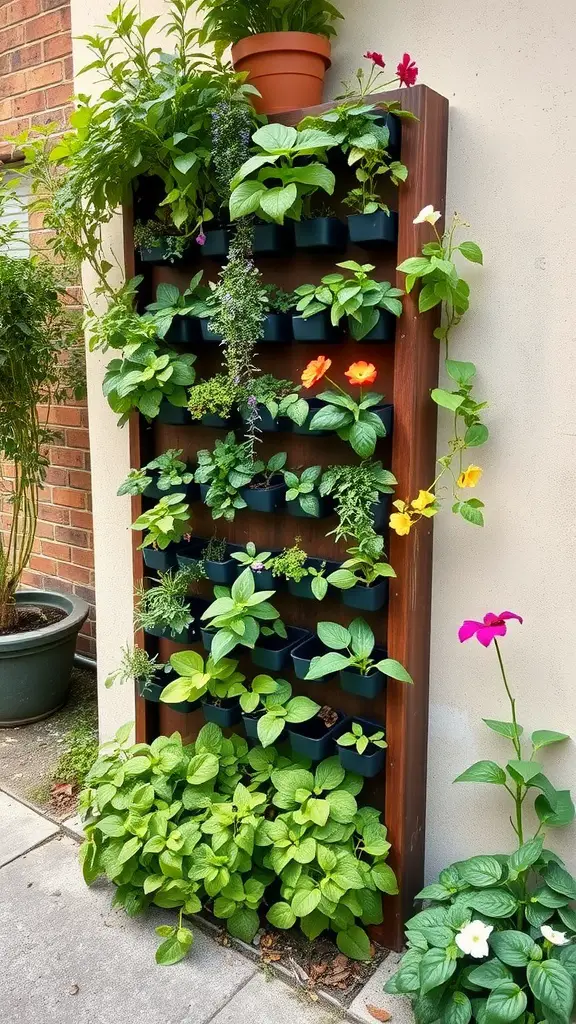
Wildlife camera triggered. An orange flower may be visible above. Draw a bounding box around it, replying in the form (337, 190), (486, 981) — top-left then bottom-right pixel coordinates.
(344, 360), (377, 386)
(301, 355), (332, 389)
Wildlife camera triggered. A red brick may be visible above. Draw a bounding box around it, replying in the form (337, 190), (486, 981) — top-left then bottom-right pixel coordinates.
(63, 54), (72, 79)
(0, 97), (12, 119)
(42, 0), (70, 8)
(54, 525), (88, 547)
(0, 52), (9, 74)
(43, 32), (70, 59)
(13, 91), (45, 116)
(44, 466), (68, 486)
(73, 584), (95, 604)
(76, 633), (93, 655)
(2, 70), (26, 95)
(0, 24), (23, 51)
(30, 554), (57, 575)
(37, 483), (52, 501)
(65, 428), (89, 449)
(35, 520), (54, 540)
(5, 0), (40, 24)
(26, 60), (62, 90)
(44, 82), (71, 109)
(50, 446), (84, 469)
(56, 561), (91, 585)
(38, 502), (69, 524)
(30, 108), (66, 128)
(20, 569), (45, 589)
(41, 539), (70, 560)
(71, 545), (94, 569)
(53, 486), (86, 509)
(25, 10), (62, 41)
(79, 406), (89, 428)
(48, 405), (81, 427)
(68, 469), (91, 490)
(70, 509), (92, 530)
(9, 40), (41, 70)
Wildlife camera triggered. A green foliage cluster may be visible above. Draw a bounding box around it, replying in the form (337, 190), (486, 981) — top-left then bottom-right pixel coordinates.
(201, 567), (287, 663)
(320, 461), (397, 547)
(80, 720), (397, 965)
(118, 449), (193, 497)
(135, 567), (200, 638)
(196, 0), (343, 49)
(131, 493), (191, 550)
(295, 260), (403, 341)
(306, 618), (413, 682)
(338, 723), (387, 754)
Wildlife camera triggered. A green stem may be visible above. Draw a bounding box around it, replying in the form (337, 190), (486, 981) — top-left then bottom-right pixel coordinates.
(494, 639), (522, 758)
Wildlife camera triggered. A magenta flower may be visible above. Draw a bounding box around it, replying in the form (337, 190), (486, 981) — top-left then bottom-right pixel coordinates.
(459, 611), (523, 647)
(196, 231), (206, 246)
(396, 53), (418, 87)
(364, 50), (386, 68)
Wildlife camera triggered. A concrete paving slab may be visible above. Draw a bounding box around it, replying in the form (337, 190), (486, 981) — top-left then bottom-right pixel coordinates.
(0, 789), (58, 865)
(0, 835), (257, 1024)
(348, 952), (414, 1024)
(61, 811), (84, 839)
(202, 973), (344, 1024)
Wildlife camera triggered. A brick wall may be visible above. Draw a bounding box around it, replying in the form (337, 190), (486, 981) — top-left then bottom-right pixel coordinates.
(0, 0), (96, 657)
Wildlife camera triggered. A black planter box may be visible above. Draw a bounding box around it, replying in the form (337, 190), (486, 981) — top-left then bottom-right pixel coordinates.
(294, 217), (347, 253)
(175, 538), (204, 569)
(200, 412), (238, 429)
(204, 544), (241, 585)
(339, 651), (387, 699)
(242, 709), (265, 742)
(292, 397), (330, 437)
(202, 227), (230, 259)
(200, 625), (216, 652)
(142, 546), (178, 572)
(287, 557), (342, 600)
(336, 715), (387, 777)
(139, 241), (195, 265)
(201, 697), (242, 727)
(348, 211), (399, 249)
(362, 310), (397, 343)
(262, 312), (293, 343)
(372, 404), (393, 435)
(157, 400), (193, 426)
(287, 710), (345, 762)
(137, 673), (200, 715)
(165, 317), (201, 346)
(241, 403), (285, 433)
(144, 620), (193, 645)
(253, 223), (292, 256)
(292, 311), (341, 344)
(291, 635), (333, 682)
(371, 496), (390, 530)
(234, 559), (281, 592)
(374, 112), (401, 157)
(200, 320), (223, 343)
(251, 626), (310, 672)
(286, 495), (332, 520)
(239, 476), (287, 513)
(342, 579), (389, 612)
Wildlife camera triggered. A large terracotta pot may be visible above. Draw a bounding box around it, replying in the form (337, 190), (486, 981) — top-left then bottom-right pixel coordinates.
(231, 32), (331, 114)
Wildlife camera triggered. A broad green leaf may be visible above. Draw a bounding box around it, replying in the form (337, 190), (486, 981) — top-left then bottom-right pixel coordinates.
(507, 836), (544, 879)
(468, 889), (518, 918)
(336, 925), (371, 961)
(300, 909), (329, 940)
(485, 981), (526, 1023)
(455, 761), (507, 785)
(284, 696), (320, 725)
(506, 759), (543, 785)
(266, 901), (296, 929)
(464, 423), (489, 447)
(257, 714), (285, 748)
(483, 720), (523, 740)
(229, 180), (266, 220)
(372, 861), (399, 894)
(316, 621), (350, 650)
(431, 388), (465, 412)
(527, 960), (574, 1021)
(291, 887), (321, 918)
(468, 960), (513, 990)
(326, 789), (357, 824)
(420, 947), (457, 996)
(442, 991), (472, 1024)
(489, 930), (541, 967)
(531, 730), (570, 750)
(186, 752), (219, 786)
(227, 906), (260, 943)
(252, 122), (298, 152)
(458, 241), (483, 264)
(315, 757), (345, 792)
(259, 184), (298, 223)
(458, 855), (502, 888)
(542, 861), (576, 900)
(397, 256), (431, 277)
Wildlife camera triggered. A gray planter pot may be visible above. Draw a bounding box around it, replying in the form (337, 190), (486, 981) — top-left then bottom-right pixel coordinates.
(0, 590), (89, 726)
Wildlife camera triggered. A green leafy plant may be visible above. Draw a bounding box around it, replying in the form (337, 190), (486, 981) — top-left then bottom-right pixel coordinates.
(159, 650), (246, 706)
(131, 493), (191, 550)
(306, 618), (413, 682)
(194, 433), (254, 521)
(231, 541), (274, 575)
(118, 449), (193, 497)
(320, 461), (397, 547)
(240, 374), (308, 429)
(336, 537), (396, 589)
(283, 466), (324, 516)
(102, 338), (196, 425)
(262, 284), (297, 314)
(196, 0), (344, 48)
(202, 535), (228, 563)
(134, 567), (198, 639)
(337, 722), (387, 755)
(229, 123), (337, 224)
(242, 678), (320, 748)
(145, 275), (210, 339)
(301, 359), (391, 458)
(104, 644), (160, 689)
(245, 451), (287, 489)
(295, 261), (403, 340)
(201, 568), (287, 663)
(269, 540), (309, 583)
(133, 220), (188, 261)
(188, 374), (238, 422)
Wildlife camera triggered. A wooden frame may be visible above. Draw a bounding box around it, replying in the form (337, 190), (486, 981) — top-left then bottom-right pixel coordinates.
(125, 84), (449, 950)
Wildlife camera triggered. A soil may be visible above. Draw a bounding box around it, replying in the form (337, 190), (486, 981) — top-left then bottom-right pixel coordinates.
(0, 604), (66, 637)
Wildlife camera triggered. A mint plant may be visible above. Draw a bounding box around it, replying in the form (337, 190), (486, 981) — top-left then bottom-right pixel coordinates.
(306, 618), (413, 682)
(131, 493), (191, 550)
(201, 568), (287, 663)
(159, 651), (246, 707)
(242, 678), (320, 747)
(337, 723), (387, 755)
(295, 261), (403, 340)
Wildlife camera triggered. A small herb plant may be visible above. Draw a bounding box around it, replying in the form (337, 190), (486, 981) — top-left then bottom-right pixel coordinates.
(337, 537), (396, 589)
(306, 618), (413, 682)
(337, 723), (387, 754)
(202, 536), (228, 563)
(201, 568), (287, 663)
(145, 275), (210, 339)
(246, 451), (287, 489)
(196, 0), (343, 47)
(269, 540), (309, 583)
(133, 220), (188, 262)
(283, 465), (323, 516)
(188, 374), (237, 423)
(263, 284), (297, 314)
(194, 433), (254, 520)
(241, 677), (320, 747)
(104, 644), (160, 690)
(159, 651), (246, 707)
(103, 339), (196, 424)
(241, 374), (308, 428)
(320, 461), (397, 547)
(229, 123), (337, 224)
(118, 449), (193, 497)
(301, 356), (389, 458)
(131, 493), (191, 550)
(295, 261), (403, 340)
(135, 568), (197, 639)
(231, 541), (274, 575)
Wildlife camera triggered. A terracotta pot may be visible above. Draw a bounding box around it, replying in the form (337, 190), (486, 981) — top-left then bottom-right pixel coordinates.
(231, 32), (331, 114)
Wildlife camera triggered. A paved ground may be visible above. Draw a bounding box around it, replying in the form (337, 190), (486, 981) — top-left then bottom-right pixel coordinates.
(0, 789), (413, 1024)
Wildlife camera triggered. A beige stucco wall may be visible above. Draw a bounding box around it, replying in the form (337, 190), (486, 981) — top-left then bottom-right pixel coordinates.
(72, 0), (576, 876)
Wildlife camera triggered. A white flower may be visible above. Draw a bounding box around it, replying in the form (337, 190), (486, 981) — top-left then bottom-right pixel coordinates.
(413, 204), (441, 226)
(541, 925), (570, 946)
(455, 920), (494, 958)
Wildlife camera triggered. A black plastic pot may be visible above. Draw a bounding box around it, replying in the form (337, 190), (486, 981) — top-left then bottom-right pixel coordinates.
(157, 400), (193, 426)
(234, 560), (280, 592)
(200, 412), (238, 429)
(143, 596), (207, 645)
(294, 217), (347, 253)
(372, 404), (393, 436)
(251, 626), (310, 672)
(292, 311), (341, 344)
(201, 697), (242, 727)
(362, 310), (397, 343)
(165, 317), (201, 346)
(342, 579), (389, 612)
(204, 544), (241, 585)
(285, 495), (332, 520)
(175, 538), (204, 570)
(241, 404), (285, 433)
(371, 497), (390, 530)
(241, 709), (265, 742)
(292, 397), (330, 437)
(261, 312), (292, 343)
(200, 625), (216, 652)
(291, 635), (333, 682)
(142, 546), (178, 571)
(287, 558), (342, 600)
(348, 211), (399, 249)
(287, 710), (345, 762)
(137, 672), (200, 715)
(253, 223), (292, 256)
(0, 590), (88, 726)
(200, 320), (223, 343)
(339, 649), (387, 699)
(143, 468), (197, 501)
(138, 241), (195, 265)
(239, 476), (287, 512)
(336, 716), (387, 777)
(202, 227), (230, 259)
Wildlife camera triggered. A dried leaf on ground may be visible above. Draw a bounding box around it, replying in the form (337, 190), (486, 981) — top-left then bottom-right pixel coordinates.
(366, 1004), (392, 1022)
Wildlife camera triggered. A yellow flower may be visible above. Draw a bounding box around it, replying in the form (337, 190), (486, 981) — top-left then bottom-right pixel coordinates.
(458, 465), (483, 488)
(411, 489), (436, 512)
(390, 505), (413, 535)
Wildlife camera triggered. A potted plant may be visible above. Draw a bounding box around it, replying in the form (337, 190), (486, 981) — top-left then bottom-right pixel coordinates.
(239, 374), (307, 432)
(0, 208), (88, 725)
(287, 705), (346, 761)
(294, 201), (347, 252)
(336, 718), (387, 777)
(300, 357), (393, 458)
(260, 285), (296, 342)
(118, 449), (196, 500)
(201, 535), (239, 585)
(104, 645), (199, 710)
(201, 567), (287, 663)
(135, 567), (200, 644)
(319, 460), (397, 548)
(305, 618), (412, 699)
(187, 374), (239, 427)
(131, 492), (192, 571)
(197, 1), (344, 114)
(103, 333), (197, 425)
(134, 220), (195, 265)
(295, 261), (404, 341)
(194, 433), (254, 521)
(157, 399), (194, 426)
(231, 542), (280, 591)
(240, 677), (319, 747)
(283, 465), (331, 518)
(336, 537), (396, 611)
(158, 650), (247, 727)
(239, 451), (288, 512)
(251, 624), (310, 672)
(145, 275), (211, 346)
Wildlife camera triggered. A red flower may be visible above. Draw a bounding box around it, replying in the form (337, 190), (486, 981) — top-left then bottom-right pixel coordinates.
(364, 51), (386, 69)
(396, 53), (418, 87)
(458, 611), (523, 647)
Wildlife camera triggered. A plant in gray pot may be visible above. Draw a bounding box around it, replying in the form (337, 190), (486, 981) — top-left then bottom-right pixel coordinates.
(334, 537), (397, 612)
(134, 567), (204, 644)
(305, 618), (413, 699)
(0, 203), (88, 725)
(157, 650), (247, 728)
(131, 492), (192, 571)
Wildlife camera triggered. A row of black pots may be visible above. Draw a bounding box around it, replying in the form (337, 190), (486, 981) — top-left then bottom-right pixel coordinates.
(140, 211), (399, 267)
